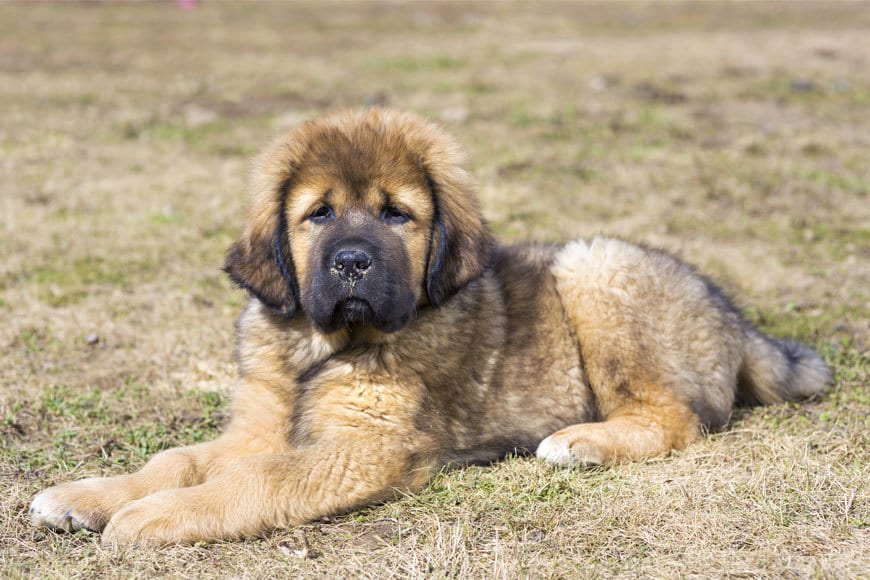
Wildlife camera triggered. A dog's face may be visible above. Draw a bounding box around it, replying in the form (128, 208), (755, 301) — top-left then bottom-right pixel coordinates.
(285, 131), (434, 333)
(224, 109), (493, 334)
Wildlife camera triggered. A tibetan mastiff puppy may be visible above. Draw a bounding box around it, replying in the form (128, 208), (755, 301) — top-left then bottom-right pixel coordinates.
(30, 108), (829, 545)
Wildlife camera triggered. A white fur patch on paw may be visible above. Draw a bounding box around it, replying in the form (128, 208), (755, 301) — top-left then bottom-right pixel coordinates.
(536, 435), (573, 465)
(30, 489), (99, 533)
(536, 434), (604, 467)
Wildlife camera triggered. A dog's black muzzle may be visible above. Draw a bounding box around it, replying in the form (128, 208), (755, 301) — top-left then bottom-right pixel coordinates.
(302, 224), (417, 335)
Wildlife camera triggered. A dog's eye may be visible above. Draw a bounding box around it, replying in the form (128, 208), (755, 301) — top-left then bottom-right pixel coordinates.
(381, 206), (410, 225)
(308, 205), (334, 224)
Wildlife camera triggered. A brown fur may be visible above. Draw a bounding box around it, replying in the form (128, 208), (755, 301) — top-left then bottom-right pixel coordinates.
(30, 109), (830, 545)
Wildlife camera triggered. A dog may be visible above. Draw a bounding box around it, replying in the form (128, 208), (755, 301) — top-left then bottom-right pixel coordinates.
(30, 108), (829, 545)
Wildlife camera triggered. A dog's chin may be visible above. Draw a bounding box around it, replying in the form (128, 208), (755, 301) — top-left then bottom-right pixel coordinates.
(313, 298), (413, 335)
(336, 297), (372, 325)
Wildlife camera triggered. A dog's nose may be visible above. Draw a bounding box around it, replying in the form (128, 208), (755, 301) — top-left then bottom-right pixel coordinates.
(332, 249), (372, 281)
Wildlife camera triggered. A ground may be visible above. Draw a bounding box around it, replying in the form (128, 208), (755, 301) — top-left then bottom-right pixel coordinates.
(0, 2), (867, 578)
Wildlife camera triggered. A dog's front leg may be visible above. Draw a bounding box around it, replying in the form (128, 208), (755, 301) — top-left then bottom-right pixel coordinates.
(100, 437), (430, 546)
(30, 381), (289, 534)
(29, 426), (286, 534)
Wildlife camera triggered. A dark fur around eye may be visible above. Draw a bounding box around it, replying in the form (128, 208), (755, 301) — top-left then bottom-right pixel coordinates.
(381, 206), (411, 225)
(309, 205), (335, 224)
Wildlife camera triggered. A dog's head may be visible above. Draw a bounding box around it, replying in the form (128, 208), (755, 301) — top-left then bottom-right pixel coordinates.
(224, 109), (493, 334)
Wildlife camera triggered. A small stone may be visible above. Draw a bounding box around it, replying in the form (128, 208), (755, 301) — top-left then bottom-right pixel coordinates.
(86, 333), (100, 345)
(277, 530), (310, 559)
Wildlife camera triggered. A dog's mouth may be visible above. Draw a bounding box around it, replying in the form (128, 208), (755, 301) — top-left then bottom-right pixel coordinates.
(315, 296), (414, 335)
(334, 297), (373, 325)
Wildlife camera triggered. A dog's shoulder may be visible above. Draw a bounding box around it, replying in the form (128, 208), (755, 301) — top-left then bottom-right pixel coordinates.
(487, 242), (562, 313)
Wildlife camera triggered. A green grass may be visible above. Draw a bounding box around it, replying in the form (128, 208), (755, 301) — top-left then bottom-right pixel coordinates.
(25, 258), (156, 307)
(368, 55), (466, 73)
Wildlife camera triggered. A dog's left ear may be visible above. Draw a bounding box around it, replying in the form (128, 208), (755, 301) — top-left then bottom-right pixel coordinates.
(422, 150), (494, 308)
(224, 151), (300, 317)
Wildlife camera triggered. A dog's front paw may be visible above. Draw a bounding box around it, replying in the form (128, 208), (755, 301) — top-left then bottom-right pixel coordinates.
(101, 500), (166, 546)
(102, 490), (220, 546)
(101, 495), (177, 546)
(30, 478), (121, 533)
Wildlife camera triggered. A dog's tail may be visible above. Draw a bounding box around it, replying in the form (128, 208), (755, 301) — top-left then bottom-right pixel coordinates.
(737, 329), (830, 405)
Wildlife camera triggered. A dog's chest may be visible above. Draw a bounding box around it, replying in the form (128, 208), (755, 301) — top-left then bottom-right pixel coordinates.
(287, 352), (432, 447)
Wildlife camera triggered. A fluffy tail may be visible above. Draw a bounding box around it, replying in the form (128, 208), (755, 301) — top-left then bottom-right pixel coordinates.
(738, 330), (830, 405)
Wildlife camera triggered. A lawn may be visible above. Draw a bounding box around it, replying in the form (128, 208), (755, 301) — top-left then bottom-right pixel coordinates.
(0, 2), (867, 577)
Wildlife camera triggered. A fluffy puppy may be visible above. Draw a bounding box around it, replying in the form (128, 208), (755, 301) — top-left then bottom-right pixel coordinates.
(30, 109), (829, 545)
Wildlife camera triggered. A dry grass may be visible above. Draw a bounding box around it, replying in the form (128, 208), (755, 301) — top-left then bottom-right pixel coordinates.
(1, 2), (867, 578)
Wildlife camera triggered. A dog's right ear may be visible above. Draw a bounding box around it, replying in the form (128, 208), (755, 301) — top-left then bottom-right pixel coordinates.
(224, 153), (300, 317)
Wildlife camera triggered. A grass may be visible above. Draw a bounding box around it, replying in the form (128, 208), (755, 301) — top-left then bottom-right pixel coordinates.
(1, 1), (868, 577)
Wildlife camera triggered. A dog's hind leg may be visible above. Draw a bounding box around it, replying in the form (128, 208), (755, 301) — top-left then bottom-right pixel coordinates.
(536, 385), (699, 465)
(542, 237), (739, 465)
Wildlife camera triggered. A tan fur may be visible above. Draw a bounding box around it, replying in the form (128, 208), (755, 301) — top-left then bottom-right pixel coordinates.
(30, 109), (829, 545)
